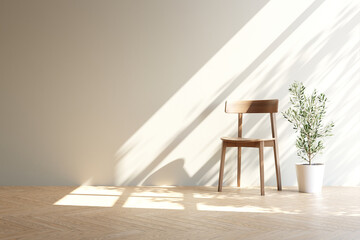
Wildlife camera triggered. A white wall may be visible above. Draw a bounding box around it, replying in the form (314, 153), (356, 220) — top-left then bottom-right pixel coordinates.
(0, 0), (359, 186)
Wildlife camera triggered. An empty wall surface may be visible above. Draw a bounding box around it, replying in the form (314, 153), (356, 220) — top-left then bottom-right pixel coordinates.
(0, 0), (359, 186)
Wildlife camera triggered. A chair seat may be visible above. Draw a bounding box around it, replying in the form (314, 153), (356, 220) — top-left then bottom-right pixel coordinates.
(221, 137), (275, 147)
(221, 137), (275, 142)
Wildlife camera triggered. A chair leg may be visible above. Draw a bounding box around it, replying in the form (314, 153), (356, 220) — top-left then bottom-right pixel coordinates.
(273, 140), (282, 191)
(218, 142), (227, 192)
(237, 147), (241, 187)
(259, 141), (265, 196)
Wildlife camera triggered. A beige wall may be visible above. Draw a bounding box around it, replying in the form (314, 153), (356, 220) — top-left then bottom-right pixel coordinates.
(1, 0), (359, 186)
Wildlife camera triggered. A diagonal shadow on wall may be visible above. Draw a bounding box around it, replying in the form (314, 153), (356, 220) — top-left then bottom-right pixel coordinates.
(115, 0), (328, 186)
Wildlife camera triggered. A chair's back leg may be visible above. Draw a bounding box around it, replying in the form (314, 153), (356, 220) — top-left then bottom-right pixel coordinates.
(270, 113), (282, 191)
(218, 142), (227, 192)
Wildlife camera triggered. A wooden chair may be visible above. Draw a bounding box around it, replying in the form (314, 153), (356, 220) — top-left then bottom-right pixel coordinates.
(218, 99), (282, 196)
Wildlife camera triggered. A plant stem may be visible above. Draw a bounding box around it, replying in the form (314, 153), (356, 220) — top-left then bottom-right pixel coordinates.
(307, 133), (312, 165)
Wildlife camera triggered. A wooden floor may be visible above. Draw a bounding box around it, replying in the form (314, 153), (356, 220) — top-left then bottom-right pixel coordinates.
(0, 186), (359, 240)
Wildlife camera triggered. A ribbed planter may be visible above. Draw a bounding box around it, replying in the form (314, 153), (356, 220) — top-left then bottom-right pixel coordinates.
(296, 163), (325, 193)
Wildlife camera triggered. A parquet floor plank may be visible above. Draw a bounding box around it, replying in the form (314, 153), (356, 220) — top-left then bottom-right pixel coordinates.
(0, 186), (359, 239)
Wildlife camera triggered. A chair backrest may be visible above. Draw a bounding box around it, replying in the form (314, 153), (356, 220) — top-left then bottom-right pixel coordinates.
(224, 99), (279, 138)
(225, 99), (278, 113)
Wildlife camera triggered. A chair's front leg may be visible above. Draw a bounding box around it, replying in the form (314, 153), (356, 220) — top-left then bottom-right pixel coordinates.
(273, 140), (282, 191)
(218, 142), (227, 192)
(237, 147), (241, 187)
(259, 141), (265, 196)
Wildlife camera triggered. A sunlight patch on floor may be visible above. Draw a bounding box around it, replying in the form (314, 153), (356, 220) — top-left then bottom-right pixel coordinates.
(130, 191), (183, 198)
(122, 196), (184, 210)
(196, 203), (300, 214)
(54, 194), (119, 207)
(71, 186), (123, 196)
(54, 186), (123, 207)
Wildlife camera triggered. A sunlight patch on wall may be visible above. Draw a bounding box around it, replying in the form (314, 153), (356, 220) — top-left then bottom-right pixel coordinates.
(115, 0), (317, 186)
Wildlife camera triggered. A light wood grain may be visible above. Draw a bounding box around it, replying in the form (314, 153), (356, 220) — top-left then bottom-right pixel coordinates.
(219, 99), (282, 195)
(0, 186), (359, 240)
(225, 99), (278, 113)
(259, 141), (265, 196)
(271, 112), (282, 191)
(237, 113), (243, 188)
(218, 143), (226, 192)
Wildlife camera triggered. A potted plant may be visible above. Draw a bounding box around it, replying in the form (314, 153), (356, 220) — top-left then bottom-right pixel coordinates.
(282, 82), (334, 193)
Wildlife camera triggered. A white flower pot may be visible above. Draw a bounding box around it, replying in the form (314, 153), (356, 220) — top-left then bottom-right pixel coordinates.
(295, 163), (325, 193)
